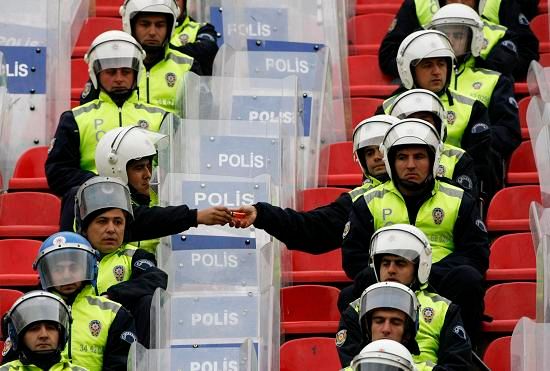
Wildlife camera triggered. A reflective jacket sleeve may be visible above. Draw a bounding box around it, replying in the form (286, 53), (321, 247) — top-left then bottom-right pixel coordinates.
(102, 306), (136, 371)
(378, 0), (422, 78)
(45, 111), (96, 197)
(336, 306), (365, 368)
(105, 249), (168, 307)
(478, 30), (519, 77)
(450, 151), (479, 201)
(171, 22), (218, 76)
(433, 303), (473, 370)
(342, 196), (375, 279)
(126, 204), (198, 242)
(487, 75), (521, 158)
(252, 192), (352, 254)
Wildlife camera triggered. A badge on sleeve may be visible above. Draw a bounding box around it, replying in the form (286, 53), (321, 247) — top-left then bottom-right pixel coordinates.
(475, 219), (487, 233)
(453, 325), (467, 340)
(134, 259), (155, 271)
(2, 337), (12, 356)
(342, 221), (351, 239)
(335, 329), (347, 347)
(47, 138), (56, 154)
(121, 331), (137, 344)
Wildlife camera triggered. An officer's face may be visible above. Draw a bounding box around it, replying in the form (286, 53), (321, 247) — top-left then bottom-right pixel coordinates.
(370, 309), (406, 343)
(414, 57), (447, 92)
(23, 322), (59, 352)
(134, 14), (169, 47)
(379, 255), (416, 285)
(394, 146), (431, 185)
(52, 260), (85, 296)
(437, 25), (470, 57)
(363, 145), (386, 177)
(84, 209), (126, 255)
(127, 158), (152, 196)
(98, 68), (135, 93)
(445, 0), (476, 9)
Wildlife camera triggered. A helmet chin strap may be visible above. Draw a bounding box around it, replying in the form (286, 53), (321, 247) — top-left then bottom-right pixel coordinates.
(395, 175), (435, 197)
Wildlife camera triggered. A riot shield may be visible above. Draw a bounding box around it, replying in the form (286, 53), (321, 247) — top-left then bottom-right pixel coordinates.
(511, 317), (550, 370)
(526, 60), (550, 102)
(529, 201), (550, 253)
(0, 51), (8, 190)
(536, 235), (550, 323)
(0, 0), (87, 179)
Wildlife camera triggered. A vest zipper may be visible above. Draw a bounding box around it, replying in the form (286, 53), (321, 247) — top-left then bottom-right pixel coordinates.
(118, 107), (122, 127)
(146, 71), (150, 104)
(67, 304), (73, 360)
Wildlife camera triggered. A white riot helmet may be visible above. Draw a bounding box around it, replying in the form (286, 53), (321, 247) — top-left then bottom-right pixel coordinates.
(428, 4), (485, 58)
(396, 30), (456, 89)
(120, 0), (180, 43)
(95, 126), (166, 184)
(84, 30), (145, 89)
(370, 224), (433, 285)
(388, 89), (447, 141)
(380, 118), (443, 180)
(359, 282), (420, 353)
(353, 115), (400, 178)
(350, 339), (417, 371)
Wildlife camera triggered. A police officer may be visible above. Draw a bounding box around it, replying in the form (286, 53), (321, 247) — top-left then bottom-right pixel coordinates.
(342, 118), (489, 343)
(94, 126), (233, 253)
(387, 88), (479, 199)
(349, 339), (418, 371)
(1, 291), (86, 371)
(46, 30), (169, 230)
(378, 0), (538, 79)
(32, 232), (137, 371)
(229, 115), (400, 253)
(169, 0), (218, 75)
(75, 176), (168, 346)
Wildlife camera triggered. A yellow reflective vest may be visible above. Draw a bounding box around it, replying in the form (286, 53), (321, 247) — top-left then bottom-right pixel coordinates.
(170, 16), (201, 47)
(97, 245), (137, 295)
(0, 360), (87, 371)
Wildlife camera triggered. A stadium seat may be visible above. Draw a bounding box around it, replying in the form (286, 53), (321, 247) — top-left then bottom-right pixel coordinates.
(281, 285), (340, 334)
(486, 233), (536, 281)
(355, 0), (402, 15)
(506, 141), (538, 185)
(280, 337), (341, 371)
(483, 336), (511, 371)
(95, 0), (124, 17)
(540, 53), (550, 67)
(0, 192), (60, 238)
(8, 146), (49, 191)
(299, 187), (350, 212)
(485, 185), (541, 232)
(0, 288), (25, 339)
(531, 14), (549, 53)
(347, 14), (395, 55)
(326, 141), (363, 187)
(289, 249), (350, 284)
(71, 59), (89, 100)
(348, 55), (398, 97)
(518, 96), (530, 140)
(351, 97), (383, 130)
(73, 17), (123, 58)
(0, 240), (41, 287)
(482, 282), (536, 333)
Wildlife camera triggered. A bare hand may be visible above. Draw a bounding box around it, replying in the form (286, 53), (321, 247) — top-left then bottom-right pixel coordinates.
(228, 205), (257, 228)
(197, 206), (234, 225)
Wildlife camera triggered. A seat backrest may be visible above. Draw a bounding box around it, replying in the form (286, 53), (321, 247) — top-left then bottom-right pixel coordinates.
(75, 17), (123, 47)
(0, 289), (24, 337)
(351, 97), (383, 130)
(507, 141), (536, 173)
(348, 55), (394, 85)
(518, 96), (530, 138)
(347, 14), (395, 45)
(483, 336), (511, 371)
(540, 53), (550, 67)
(486, 185), (540, 221)
(327, 142), (362, 176)
(531, 14), (548, 41)
(489, 233), (535, 269)
(280, 337), (341, 371)
(71, 59), (89, 90)
(12, 146), (48, 178)
(0, 192), (61, 226)
(484, 282), (536, 320)
(0, 239), (42, 276)
(291, 249), (343, 272)
(281, 285), (340, 322)
(299, 187), (350, 211)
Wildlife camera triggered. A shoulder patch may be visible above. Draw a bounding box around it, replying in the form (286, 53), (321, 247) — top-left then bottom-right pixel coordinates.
(471, 123), (489, 133)
(121, 331), (137, 344)
(47, 137), (56, 154)
(456, 175), (473, 190)
(453, 325), (468, 340)
(342, 221), (351, 239)
(2, 337), (12, 356)
(475, 219), (487, 233)
(134, 258), (155, 270)
(388, 18), (397, 32)
(508, 97), (519, 109)
(81, 81), (92, 99)
(518, 13), (529, 26)
(335, 329), (347, 347)
(501, 40), (517, 53)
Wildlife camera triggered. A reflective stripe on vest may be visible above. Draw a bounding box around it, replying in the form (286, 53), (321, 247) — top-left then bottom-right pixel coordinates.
(414, 0), (440, 26)
(348, 177), (381, 202)
(454, 65), (499, 108)
(437, 143), (464, 179)
(97, 246), (136, 294)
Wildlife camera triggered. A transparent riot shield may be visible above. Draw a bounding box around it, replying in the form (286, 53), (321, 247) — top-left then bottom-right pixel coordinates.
(526, 60), (550, 103)
(0, 0), (87, 180)
(511, 317), (550, 370)
(214, 43), (335, 187)
(532, 123), (550, 206)
(0, 51), (8, 191)
(529, 201), (550, 252)
(536, 235), (550, 322)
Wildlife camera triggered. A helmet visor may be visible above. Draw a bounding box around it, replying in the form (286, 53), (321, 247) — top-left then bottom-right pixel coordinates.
(9, 294), (70, 336)
(353, 122), (391, 152)
(36, 247), (96, 289)
(78, 180), (133, 222)
(432, 24), (471, 57)
(89, 40), (143, 74)
(360, 285), (417, 323)
(355, 363), (409, 371)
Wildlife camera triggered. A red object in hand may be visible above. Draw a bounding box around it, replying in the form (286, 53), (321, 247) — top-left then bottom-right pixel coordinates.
(232, 212), (246, 219)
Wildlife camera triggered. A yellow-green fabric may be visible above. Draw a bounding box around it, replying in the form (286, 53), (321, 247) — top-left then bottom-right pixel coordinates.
(453, 63), (500, 108)
(59, 285), (121, 371)
(414, 0), (440, 26)
(97, 245), (136, 294)
(480, 0), (501, 24)
(348, 176), (382, 202)
(170, 16), (201, 47)
(73, 91), (167, 173)
(437, 143), (465, 179)
(363, 180), (463, 263)
(0, 360), (87, 371)
(139, 48), (194, 113)
(479, 20), (507, 60)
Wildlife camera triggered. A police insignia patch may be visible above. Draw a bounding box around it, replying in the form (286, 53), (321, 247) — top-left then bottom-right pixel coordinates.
(89, 320), (102, 337)
(134, 259), (155, 270)
(472, 81), (482, 90)
(165, 72), (177, 87)
(456, 175), (473, 190)
(47, 138), (56, 154)
(342, 221), (351, 239)
(138, 119), (149, 129)
(446, 111), (456, 125)
(436, 164), (445, 177)
(53, 236), (66, 246)
(2, 337), (12, 356)
(475, 219), (487, 232)
(422, 307), (435, 323)
(432, 208), (444, 225)
(388, 18), (397, 32)
(121, 331), (137, 344)
(113, 265), (125, 282)
(179, 33), (190, 45)
(335, 329), (347, 347)
(508, 97), (519, 109)
(482, 38), (489, 49)
(81, 81), (92, 99)
(453, 325), (467, 340)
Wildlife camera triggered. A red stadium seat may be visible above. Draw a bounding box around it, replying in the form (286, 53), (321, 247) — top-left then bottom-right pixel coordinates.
(531, 14), (550, 53)
(540, 53), (550, 67)
(281, 285), (340, 334)
(73, 17), (123, 58)
(351, 97), (383, 130)
(71, 59), (89, 100)
(289, 249), (350, 284)
(347, 14), (395, 55)
(355, 0), (401, 15)
(483, 336), (511, 371)
(348, 55), (398, 97)
(0, 192), (60, 239)
(518, 96), (530, 140)
(485, 185), (541, 232)
(0, 240), (41, 287)
(482, 282), (535, 333)
(95, 0), (124, 17)
(326, 142), (363, 187)
(298, 187), (350, 212)
(486, 233), (536, 281)
(0, 289), (24, 323)
(506, 141), (538, 185)
(8, 146), (49, 192)
(280, 337), (341, 371)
